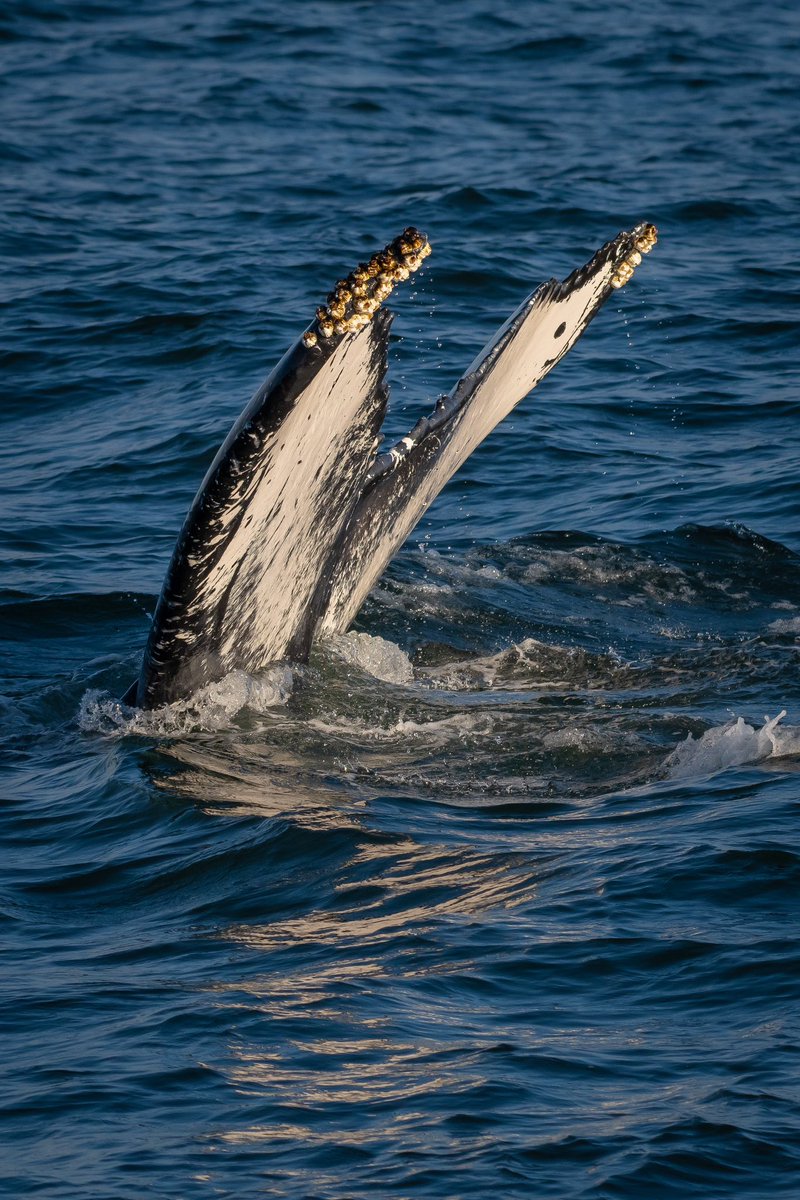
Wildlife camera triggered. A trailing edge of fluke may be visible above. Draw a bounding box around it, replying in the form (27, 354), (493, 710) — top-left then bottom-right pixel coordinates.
(128, 221), (658, 709)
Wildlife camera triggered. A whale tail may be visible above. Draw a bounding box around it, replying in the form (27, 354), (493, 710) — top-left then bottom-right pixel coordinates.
(131, 223), (657, 708)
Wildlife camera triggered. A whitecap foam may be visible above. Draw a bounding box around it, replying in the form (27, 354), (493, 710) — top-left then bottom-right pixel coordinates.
(308, 709), (495, 745)
(422, 637), (619, 692)
(665, 710), (800, 780)
(523, 545), (698, 605)
(368, 579), (455, 618)
(421, 549), (504, 585)
(542, 725), (644, 755)
(79, 666), (293, 736)
(767, 616), (800, 635)
(327, 631), (414, 685)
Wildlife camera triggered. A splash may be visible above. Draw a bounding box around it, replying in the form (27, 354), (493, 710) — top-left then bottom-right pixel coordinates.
(665, 710), (800, 780)
(327, 631), (414, 685)
(79, 666), (293, 736)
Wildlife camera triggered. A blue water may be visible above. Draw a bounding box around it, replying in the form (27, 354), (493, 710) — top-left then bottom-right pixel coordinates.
(3, 1), (800, 1196)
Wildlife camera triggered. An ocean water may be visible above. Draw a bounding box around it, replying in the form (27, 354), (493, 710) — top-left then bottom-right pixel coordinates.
(2, 1), (800, 1196)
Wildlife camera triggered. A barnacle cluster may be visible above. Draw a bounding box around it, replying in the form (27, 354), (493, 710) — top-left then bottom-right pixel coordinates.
(610, 223), (657, 289)
(302, 227), (431, 347)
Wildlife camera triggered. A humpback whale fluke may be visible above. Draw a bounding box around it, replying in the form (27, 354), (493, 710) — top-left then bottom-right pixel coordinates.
(130, 222), (657, 709)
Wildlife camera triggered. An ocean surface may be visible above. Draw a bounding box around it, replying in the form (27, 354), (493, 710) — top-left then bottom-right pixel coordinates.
(2, 1), (799, 1196)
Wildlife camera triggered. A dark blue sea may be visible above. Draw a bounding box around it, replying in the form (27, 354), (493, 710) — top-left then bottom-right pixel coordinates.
(3, 1), (800, 1196)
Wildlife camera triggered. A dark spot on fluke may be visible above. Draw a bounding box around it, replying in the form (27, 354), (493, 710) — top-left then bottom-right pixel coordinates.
(554, 322), (566, 338)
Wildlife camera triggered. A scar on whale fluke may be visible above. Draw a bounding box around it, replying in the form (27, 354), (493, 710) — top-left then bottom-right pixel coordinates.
(126, 222), (658, 709)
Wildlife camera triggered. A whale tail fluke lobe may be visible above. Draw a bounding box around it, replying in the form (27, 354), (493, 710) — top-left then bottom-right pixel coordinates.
(131, 223), (657, 708)
(316, 224), (658, 637)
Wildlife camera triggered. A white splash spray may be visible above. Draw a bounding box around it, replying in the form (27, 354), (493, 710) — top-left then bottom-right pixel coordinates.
(79, 666), (293, 736)
(665, 710), (800, 780)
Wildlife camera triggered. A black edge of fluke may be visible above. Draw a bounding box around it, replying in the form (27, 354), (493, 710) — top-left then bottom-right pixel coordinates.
(126, 221), (658, 710)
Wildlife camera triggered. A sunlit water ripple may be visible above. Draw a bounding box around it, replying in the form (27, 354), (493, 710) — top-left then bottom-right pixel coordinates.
(2, 1), (799, 1197)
